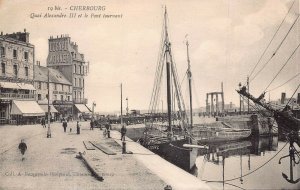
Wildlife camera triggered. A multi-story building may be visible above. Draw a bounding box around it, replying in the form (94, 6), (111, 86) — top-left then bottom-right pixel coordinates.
(34, 63), (73, 120)
(46, 35), (90, 119)
(0, 30), (44, 125)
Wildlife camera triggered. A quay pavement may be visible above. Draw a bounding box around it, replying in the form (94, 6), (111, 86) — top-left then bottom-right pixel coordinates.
(0, 121), (211, 190)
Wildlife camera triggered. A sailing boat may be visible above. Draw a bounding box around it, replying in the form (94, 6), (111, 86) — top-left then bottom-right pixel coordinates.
(140, 7), (194, 165)
(185, 40), (251, 143)
(184, 41), (252, 143)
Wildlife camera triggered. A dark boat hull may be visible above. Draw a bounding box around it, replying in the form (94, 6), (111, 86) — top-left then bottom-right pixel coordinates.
(143, 138), (194, 171)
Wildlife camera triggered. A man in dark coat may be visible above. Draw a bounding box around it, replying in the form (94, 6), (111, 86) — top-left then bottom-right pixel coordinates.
(62, 119), (67, 132)
(76, 121), (80, 134)
(90, 120), (94, 130)
(121, 125), (127, 141)
(41, 118), (46, 128)
(18, 139), (27, 161)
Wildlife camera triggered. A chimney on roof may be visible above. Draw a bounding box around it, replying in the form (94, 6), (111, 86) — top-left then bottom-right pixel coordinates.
(4, 30), (30, 43)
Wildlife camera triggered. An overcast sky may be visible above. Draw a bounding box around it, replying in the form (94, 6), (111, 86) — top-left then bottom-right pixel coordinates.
(0, 0), (299, 113)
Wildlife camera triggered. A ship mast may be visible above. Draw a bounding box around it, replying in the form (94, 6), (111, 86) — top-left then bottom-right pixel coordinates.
(164, 7), (172, 133)
(186, 40), (193, 128)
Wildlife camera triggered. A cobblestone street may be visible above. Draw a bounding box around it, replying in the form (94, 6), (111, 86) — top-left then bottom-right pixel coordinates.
(0, 122), (168, 190)
(0, 121), (100, 190)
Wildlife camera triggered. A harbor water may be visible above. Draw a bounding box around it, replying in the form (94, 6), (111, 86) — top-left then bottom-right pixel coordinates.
(142, 116), (300, 189)
(191, 137), (299, 190)
(190, 116), (298, 189)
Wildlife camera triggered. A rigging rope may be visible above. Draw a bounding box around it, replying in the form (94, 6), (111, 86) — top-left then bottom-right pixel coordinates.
(250, 14), (300, 83)
(149, 13), (167, 113)
(267, 72), (300, 92)
(192, 78), (202, 110)
(248, 0), (296, 79)
(202, 141), (288, 183)
(263, 42), (300, 92)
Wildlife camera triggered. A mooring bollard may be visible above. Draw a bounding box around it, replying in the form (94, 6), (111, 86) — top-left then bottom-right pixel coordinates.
(122, 141), (126, 154)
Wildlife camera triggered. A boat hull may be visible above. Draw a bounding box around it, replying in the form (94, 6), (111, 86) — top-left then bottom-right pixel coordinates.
(194, 130), (252, 144)
(143, 138), (194, 171)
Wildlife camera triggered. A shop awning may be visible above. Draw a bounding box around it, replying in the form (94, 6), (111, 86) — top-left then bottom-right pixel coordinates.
(39, 105), (58, 113)
(0, 81), (21, 89)
(11, 100), (45, 116)
(75, 104), (91, 113)
(17, 83), (36, 90)
(0, 82), (35, 90)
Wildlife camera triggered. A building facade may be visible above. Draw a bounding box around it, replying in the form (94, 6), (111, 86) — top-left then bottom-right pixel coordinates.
(34, 63), (73, 120)
(0, 30), (44, 124)
(46, 35), (90, 119)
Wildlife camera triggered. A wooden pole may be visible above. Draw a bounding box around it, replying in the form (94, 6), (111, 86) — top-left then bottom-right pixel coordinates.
(120, 83), (123, 125)
(186, 41), (193, 127)
(47, 69), (51, 137)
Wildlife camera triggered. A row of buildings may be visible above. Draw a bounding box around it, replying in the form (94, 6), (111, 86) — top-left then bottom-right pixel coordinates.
(0, 30), (91, 125)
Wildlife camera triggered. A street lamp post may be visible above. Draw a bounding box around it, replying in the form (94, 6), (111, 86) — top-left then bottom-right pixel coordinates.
(47, 69), (51, 138)
(92, 101), (96, 120)
(126, 97), (128, 115)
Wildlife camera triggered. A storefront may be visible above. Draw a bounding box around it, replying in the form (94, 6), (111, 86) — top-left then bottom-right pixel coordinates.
(53, 100), (73, 121)
(74, 104), (91, 119)
(10, 100), (45, 125)
(0, 81), (37, 125)
(0, 99), (10, 124)
(39, 104), (59, 121)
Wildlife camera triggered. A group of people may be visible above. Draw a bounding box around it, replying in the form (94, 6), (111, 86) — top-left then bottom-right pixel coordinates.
(18, 118), (128, 161)
(62, 119), (81, 134)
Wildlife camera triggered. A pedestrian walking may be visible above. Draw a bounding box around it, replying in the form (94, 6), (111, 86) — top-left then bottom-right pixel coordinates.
(121, 124), (127, 141)
(76, 121), (80, 134)
(62, 119), (68, 132)
(105, 122), (110, 138)
(18, 139), (27, 161)
(41, 117), (46, 128)
(103, 128), (107, 137)
(90, 120), (94, 130)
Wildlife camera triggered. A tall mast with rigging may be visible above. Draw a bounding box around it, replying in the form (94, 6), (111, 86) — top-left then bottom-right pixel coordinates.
(186, 40), (193, 127)
(164, 7), (172, 133)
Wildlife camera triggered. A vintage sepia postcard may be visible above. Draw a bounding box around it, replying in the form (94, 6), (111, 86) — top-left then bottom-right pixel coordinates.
(0, 0), (299, 189)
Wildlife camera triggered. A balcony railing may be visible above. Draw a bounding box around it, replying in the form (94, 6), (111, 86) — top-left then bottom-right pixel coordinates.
(73, 98), (88, 104)
(52, 100), (73, 105)
(0, 93), (35, 100)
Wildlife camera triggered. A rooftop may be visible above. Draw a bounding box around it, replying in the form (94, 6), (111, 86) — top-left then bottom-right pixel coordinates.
(34, 65), (72, 85)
